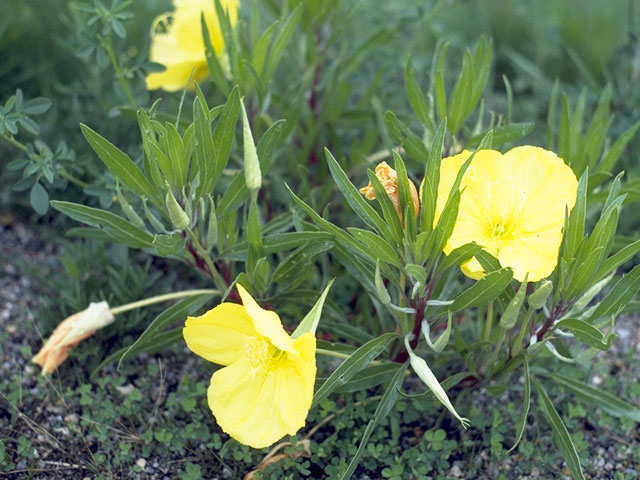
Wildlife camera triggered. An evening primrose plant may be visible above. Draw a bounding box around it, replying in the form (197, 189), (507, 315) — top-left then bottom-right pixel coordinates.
(24, 3), (640, 479)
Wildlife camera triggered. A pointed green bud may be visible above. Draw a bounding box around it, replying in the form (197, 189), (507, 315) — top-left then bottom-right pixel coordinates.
(206, 195), (218, 248)
(528, 280), (553, 309)
(165, 183), (190, 230)
(241, 100), (261, 192)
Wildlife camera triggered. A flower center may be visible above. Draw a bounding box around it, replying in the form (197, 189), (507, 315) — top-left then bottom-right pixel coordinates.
(481, 179), (527, 253)
(244, 336), (286, 371)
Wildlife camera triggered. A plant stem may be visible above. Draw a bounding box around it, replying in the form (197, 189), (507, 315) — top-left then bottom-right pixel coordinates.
(316, 348), (350, 360)
(1, 133), (28, 152)
(185, 228), (227, 290)
(485, 329), (505, 378)
(109, 289), (220, 315)
(57, 167), (89, 188)
(101, 32), (137, 109)
(483, 301), (494, 342)
(512, 306), (535, 356)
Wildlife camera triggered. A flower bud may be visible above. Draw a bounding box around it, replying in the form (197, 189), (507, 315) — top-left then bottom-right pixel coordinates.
(32, 301), (114, 375)
(165, 185), (190, 230)
(528, 280), (553, 309)
(359, 161), (420, 223)
(241, 101), (262, 192)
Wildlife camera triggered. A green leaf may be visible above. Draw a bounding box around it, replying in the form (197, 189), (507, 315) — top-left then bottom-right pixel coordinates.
(252, 20), (277, 76)
(366, 169), (404, 246)
(469, 36), (492, 111)
(263, 5), (302, 82)
(595, 238), (640, 282)
(597, 120), (640, 174)
(334, 363), (402, 393)
(348, 228), (402, 268)
(555, 318), (616, 351)
(340, 364), (406, 480)
(533, 379), (585, 480)
(312, 333), (399, 407)
(326, 148), (392, 239)
(548, 373), (640, 422)
(507, 354), (530, 452)
(435, 242), (481, 275)
(30, 182), (49, 215)
(562, 170), (588, 262)
(449, 268), (513, 312)
(153, 232), (183, 257)
(22, 97), (51, 115)
(420, 118), (447, 233)
(165, 122), (187, 188)
(119, 294), (213, 366)
(447, 48), (474, 134)
(286, 185), (375, 263)
(374, 260), (391, 304)
(291, 279), (335, 339)
(392, 151), (416, 234)
(51, 201), (154, 248)
(384, 111), (428, 162)
(271, 240), (333, 283)
(197, 87), (240, 199)
(80, 124), (159, 205)
(500, 274), (528, 329)
(433, 42), (449, 123)
(589, 264), (640, 321)
(405, 56), (432, 131)
(467, 122), (534, 148)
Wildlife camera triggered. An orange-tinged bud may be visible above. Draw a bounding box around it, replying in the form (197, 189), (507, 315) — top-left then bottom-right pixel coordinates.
(359, 161), (420, 223)
(32, 301), (114, 375)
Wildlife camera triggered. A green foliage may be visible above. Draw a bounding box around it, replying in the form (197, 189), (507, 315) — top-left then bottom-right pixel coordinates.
(3, 0), (640, 478)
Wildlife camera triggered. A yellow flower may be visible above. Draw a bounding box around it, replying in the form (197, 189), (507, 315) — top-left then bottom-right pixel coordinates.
(360, 161), (420, 223)
(32, 301), (114, 375)
(146, 0), (239, 92)
(435, 146), (578, 282)
(183, 284), (316, 449)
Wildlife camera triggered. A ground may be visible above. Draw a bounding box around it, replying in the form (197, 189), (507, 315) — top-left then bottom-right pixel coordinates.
(1, 221), (639, 479)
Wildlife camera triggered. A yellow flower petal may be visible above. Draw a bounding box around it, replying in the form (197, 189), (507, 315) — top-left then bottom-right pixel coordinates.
(236, 284), (296, 354)
(436, 146), (578, 282)
(208, 334), (316, 449)
(183, 303), (256, 366)
(146, 0), (238, 91)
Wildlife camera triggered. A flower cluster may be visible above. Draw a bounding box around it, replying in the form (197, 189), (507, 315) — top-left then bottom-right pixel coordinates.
(365, 146), (578, 282)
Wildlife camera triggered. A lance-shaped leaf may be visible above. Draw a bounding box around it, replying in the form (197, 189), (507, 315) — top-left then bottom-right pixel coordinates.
(533, 379), (585, 480)
(80, 124), (160, 206)
(555, 318), (616, 351)
(589, 264), (640, 321)
(449, 268), (513, 312)
(340, 364), (406, 480)
(292, 279), (335, 339)
(507, 354), (530, 453)
(548, 373), (640, 422)
(51, 201), (154, 249)
(312, 333), (398, 407)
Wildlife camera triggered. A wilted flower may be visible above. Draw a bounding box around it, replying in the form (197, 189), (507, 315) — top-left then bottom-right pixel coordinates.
(182, 284), (316, 449)
(360, 161), (420, 222)
(435, 146), (578, 282)
(32, 301), (114, 375)
(146, 0), (239, 92)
